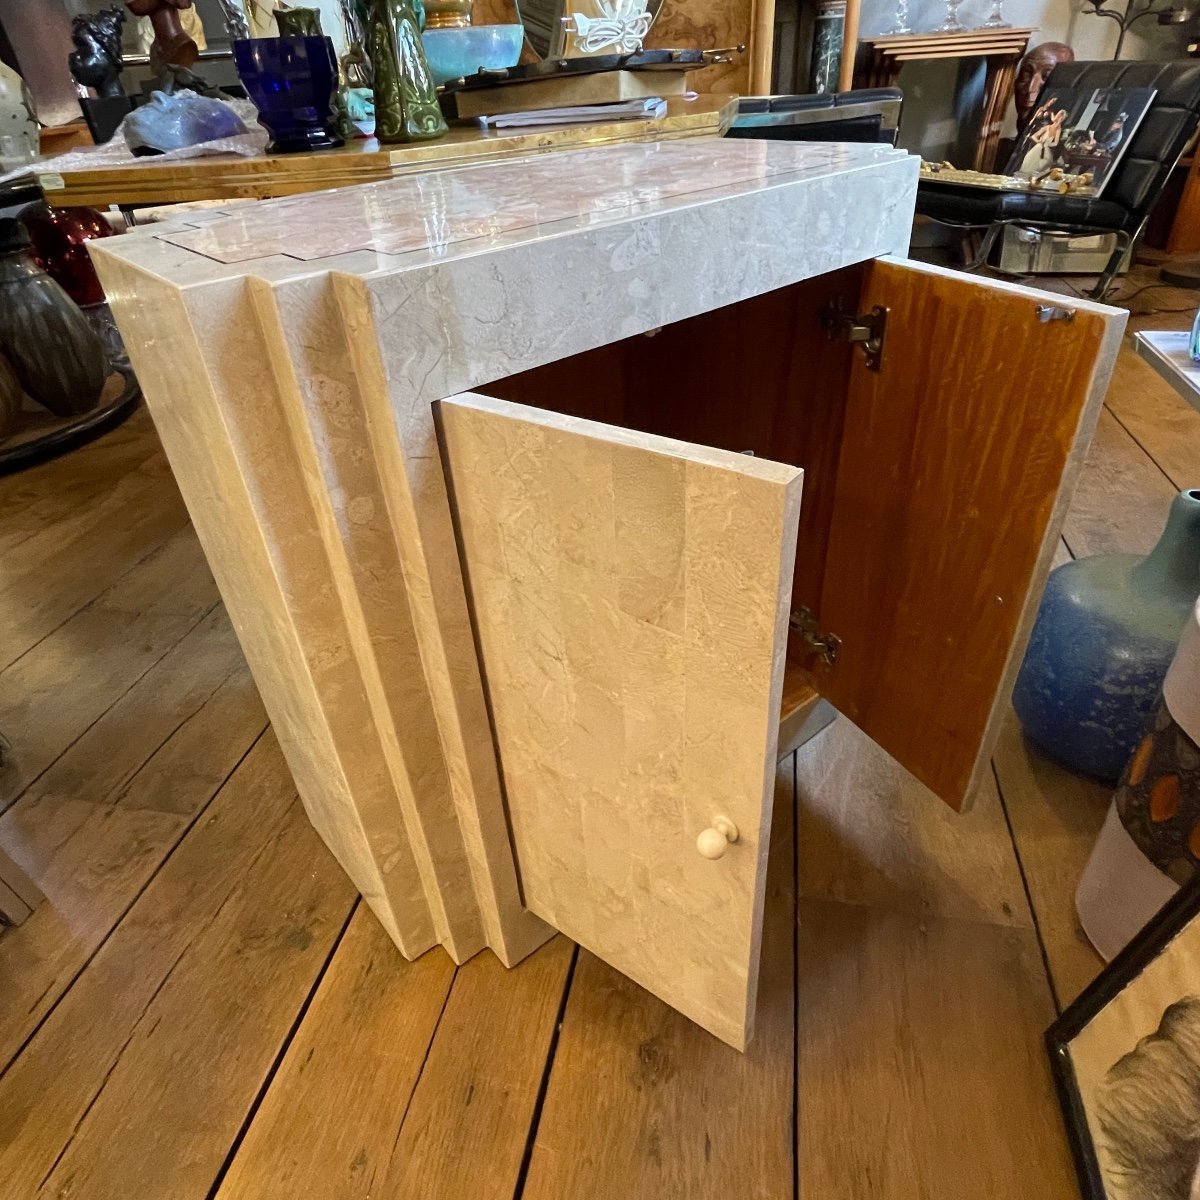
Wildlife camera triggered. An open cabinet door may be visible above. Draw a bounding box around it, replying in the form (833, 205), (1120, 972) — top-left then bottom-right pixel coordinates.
(809, 257), (1125, 810)
(438, 393), (803, 1049)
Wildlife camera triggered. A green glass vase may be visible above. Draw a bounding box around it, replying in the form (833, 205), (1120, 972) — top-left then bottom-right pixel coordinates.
(370, 0), (448, 143)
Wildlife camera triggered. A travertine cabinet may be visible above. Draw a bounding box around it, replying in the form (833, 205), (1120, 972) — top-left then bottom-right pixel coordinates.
(93, 141), (1124, 1050)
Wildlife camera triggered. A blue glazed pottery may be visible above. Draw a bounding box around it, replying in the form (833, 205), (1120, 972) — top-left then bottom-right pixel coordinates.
(1012, 489), (1200, 784)
(233, 35), (343, 154)
(421, 25), (524, 86)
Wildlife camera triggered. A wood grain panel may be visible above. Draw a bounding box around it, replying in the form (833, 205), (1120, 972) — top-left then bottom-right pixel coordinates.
(811, 258), (1125, 809)
(520, 763), (796, 1200)
(439, 392), (802, 1049)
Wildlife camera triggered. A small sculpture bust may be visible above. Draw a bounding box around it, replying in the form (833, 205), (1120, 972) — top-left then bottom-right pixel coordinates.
(124, 0), (201, 73)
(68, 7), (127, 99)
(1015, 41), (1076, 128)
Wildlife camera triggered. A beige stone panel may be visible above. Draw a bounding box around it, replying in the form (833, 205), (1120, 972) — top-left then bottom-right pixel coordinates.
(93, 256), (435, 956)
(438, 392), (802, 1049)
(333, 274), (553, 967)
(248, 274), (484, 961)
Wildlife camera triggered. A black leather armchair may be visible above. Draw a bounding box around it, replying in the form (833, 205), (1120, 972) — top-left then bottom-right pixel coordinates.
(916, 60), (1200, 298)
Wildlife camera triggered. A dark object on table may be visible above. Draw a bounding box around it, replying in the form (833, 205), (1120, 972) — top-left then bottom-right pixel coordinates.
(20, 203), (113, 308)
(0, 364), (140, 475)
(0, 353), (23, 441)
(125, 0), (200, 72)
(1048, 871), (1200, 1200)
(234, 35), (343, 153)
(1014, 42), (1074, 127)
(917, 60), (1200, 299)
(728, 88), (902, 145)
(1013, 490), (1200, 785)
(371, 0), (447, 143)
(0, 220), (106, 419)
(79, 95), (140, 144)
(68, 7), (127, 99)
(439, 48), (733, 94)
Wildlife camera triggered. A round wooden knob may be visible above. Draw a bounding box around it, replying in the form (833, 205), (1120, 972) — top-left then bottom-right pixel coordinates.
(696, 817), (739, 860)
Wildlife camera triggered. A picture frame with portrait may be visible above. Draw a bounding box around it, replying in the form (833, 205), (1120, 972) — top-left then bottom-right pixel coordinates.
(1004, 85), (1156, 196)
(1048, 871), (1200, 1200)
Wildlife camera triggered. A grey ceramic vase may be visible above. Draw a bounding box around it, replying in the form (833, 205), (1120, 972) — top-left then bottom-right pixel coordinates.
(0, 219), (106, 419)
(1012, 489), (1200, 784)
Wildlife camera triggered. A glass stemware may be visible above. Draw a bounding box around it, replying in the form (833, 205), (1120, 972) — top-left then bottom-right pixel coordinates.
(982, 0), (1010, 27)
(936, 0), (966, 32)
(885, 0), (912, 35)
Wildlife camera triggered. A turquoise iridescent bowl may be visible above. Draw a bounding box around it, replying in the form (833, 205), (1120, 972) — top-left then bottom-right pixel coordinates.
(421, 25), (524, 87)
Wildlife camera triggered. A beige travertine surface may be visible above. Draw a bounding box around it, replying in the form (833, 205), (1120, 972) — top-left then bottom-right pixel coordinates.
(90, 140), (919, 1041)
(439, 394), (802, 1049)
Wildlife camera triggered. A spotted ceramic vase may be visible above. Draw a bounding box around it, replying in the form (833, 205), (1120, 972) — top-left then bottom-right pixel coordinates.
(1012, 489), (1200, 784)
(1116, 704), (1200, 886)
(371, 0), (448, 143)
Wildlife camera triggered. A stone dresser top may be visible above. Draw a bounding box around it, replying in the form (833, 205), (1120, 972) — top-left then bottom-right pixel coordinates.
(92, 139), (920, 412)
(93, 139), (919, 293)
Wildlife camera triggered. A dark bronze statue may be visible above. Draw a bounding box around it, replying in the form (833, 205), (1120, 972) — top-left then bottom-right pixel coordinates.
(124, 0), (201, 73)
(68, 7), (127, 98)
(1015, 41), (1075, 128)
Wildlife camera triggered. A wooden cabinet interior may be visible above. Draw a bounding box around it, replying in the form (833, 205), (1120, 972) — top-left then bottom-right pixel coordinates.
(470, 259), (1122, 813)
(473, 267), (859, 749)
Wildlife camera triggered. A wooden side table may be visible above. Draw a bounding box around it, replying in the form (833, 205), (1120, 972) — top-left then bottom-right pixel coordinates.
(855, 28), (1035, 171)
(24, 95), (737, 209)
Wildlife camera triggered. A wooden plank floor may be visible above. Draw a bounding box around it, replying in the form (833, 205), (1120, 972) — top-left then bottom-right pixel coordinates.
(1, 267), (1197, 1199)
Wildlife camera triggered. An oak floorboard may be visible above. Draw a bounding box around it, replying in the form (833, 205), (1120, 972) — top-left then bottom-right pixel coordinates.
(0, 462), (188, 671)
(0, 733), (312, 1198)
(797, 898), (1077, 1200)
(0, 526), (218, 811)
(1105, 344), (1200, 491)
(0, 408), (166, 559)
(991, 710), (1109, 1009)
(519, 761), (797, 1200)
(1060, 405), (1175, 559)
(33, 801), (354, 1200)
(796, 718), (1032, 929)
(216, 908), (456, 1200)
(379, 935), (576, 1200)
(0, 605), (265, 1067)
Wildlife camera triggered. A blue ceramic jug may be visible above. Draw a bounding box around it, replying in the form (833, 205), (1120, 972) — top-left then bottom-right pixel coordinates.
(1012, 489), (1200, 784)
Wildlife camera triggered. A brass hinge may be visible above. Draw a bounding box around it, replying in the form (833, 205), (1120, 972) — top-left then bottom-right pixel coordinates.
(790, 607), (841, 666)
(820, 299), (888, 371)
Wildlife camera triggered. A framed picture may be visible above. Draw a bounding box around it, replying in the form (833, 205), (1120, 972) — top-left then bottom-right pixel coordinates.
(1004, 85), (1156, 196)
(1047, 871), (1200, 1200)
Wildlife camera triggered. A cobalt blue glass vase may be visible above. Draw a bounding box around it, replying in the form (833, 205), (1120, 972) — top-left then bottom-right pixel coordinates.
(1012, 489), (1200, 785)
(233, 35), (343, 154)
